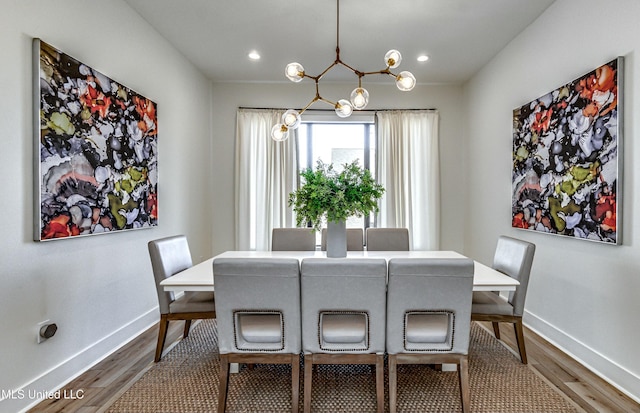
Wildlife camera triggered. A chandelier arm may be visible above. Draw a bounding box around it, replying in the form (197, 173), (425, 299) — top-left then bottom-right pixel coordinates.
(360, 68), (393, 77)
(316, 61), (340, 81)
(300, 97), (320, 115)
(337, 60), (362, 76)
(385, 71), (399, 79)
(317, 96), (338, 107)
(336, 0), (340, 50)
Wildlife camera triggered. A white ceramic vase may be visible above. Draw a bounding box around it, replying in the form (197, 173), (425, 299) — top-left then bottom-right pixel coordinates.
(326, 220), (347, 258)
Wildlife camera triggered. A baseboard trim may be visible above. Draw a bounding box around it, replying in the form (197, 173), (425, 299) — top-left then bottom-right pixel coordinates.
(3, 308), (158, 413)
(524, 309), (640, 404)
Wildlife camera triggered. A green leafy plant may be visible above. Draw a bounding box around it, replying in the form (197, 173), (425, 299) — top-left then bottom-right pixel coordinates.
(289, 160), (385, 231)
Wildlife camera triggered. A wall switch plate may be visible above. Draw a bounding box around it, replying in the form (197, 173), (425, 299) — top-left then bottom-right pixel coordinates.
(37, 320), (51, 344)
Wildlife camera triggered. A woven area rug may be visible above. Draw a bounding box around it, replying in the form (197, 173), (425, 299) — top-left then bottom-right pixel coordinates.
(105, 320), (579, 413)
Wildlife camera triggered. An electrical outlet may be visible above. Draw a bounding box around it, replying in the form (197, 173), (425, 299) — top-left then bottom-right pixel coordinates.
(37, 320), (50, 344)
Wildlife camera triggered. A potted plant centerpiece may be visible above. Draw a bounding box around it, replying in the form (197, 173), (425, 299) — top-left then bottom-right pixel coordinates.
(289, 160), (385, 257)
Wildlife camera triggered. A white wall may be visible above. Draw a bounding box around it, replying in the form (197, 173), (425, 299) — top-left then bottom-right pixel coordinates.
(7, 0), (637, 408)
(0, 1), (213, 411)
(464, 0), (640, 401)
(211, 82), (468, 254)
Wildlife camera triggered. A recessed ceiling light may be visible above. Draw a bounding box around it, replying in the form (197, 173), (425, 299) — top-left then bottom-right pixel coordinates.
(417, 55), (429, 62)
(248, 51), (261, 60)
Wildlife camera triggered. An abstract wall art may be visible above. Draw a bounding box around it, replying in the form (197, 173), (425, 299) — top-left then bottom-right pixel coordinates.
(512, 57), (622, 244)
(33, 39), (158, 241)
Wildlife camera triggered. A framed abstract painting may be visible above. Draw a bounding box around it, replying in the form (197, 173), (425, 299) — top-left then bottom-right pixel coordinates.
(512, 57), (622, 244)
(33, 39), (158, 241)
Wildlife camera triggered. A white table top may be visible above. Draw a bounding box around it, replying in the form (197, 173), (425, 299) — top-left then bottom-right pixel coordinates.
(160, 250), (519, 292)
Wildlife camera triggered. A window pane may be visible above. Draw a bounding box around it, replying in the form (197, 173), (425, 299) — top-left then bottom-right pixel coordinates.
(310, 123), (366, 170)
(297, 121), (375, 243)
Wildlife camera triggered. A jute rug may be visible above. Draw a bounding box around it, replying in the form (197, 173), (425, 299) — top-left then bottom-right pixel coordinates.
(105, 320), (580, 413)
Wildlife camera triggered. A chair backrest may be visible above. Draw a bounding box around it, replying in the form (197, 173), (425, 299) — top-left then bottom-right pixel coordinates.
(366, 228), (410, 251)
(148, 235), (193, 314)
(300, 258), (387, 354)
(271, 228), (316, 251)
(386, 258), (474, 355)
(493, 236), (536, 316)
(320, 228), (364, 251)
(213, 258), (301, 355)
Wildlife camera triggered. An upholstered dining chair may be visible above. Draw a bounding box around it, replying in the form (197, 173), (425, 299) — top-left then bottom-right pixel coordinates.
(365, 227), (410, 251)
(213, 257), (301, 413)
(300, 258), (387, 413)
(272, 228), (317, 251)
(148, 235), (216, 362)
(471, 235), (536, 364)
(386, 258), (475, 413)
(320, 228), (364, 251)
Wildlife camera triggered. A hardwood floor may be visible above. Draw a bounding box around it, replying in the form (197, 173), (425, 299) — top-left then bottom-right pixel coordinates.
(29, 321), (639, 413)
(27, 321), (184, 413)
(485, 322), (639, 413)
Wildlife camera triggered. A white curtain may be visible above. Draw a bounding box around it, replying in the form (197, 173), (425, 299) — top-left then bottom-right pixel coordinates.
(376, 110), (440, 250)
(235, 109), (298, 250)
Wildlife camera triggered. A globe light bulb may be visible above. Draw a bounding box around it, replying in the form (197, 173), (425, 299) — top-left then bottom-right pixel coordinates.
(335, 99), (353, 118)
(350, 87), (369, 110)
(285, 62), (304, 82)
(271, 123), (289, 141)
(282, 109), (301, 129)
(396, 71), (416, 91)
(385, 49), (402, 69)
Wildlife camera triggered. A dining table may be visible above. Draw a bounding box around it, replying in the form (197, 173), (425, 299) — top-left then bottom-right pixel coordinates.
(160, 250), (519, 292)
(159, 250), (518, 373)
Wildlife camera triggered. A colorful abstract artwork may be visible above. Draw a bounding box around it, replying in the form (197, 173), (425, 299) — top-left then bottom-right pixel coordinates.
(33, 39), (158, 241)
(512, 58), (622, 244)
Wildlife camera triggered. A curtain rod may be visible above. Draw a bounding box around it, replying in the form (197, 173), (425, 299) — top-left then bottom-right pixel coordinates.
(238, 107), (438, 112)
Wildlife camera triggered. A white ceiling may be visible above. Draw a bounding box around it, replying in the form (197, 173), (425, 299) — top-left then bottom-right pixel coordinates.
(124, 0), (555, 85)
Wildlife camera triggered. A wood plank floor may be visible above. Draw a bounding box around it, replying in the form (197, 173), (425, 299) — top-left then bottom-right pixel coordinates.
(29, 321), (639, 413)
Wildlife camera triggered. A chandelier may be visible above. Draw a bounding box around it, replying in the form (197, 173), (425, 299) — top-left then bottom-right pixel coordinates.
(271, 0), (416, 141)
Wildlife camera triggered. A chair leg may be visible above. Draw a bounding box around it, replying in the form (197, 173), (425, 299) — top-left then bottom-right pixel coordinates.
(388, 355), (398, 413)
(217, 354), (230, 413)
(514, 318), (528, 364)
(154, 314), (170, 362)
(183, 319), (192, 338)
(458, 356), (470, 413)
(376, 355), (384, 413)
(303, 354), (313, 413)
(492, 321), (501, 339)
(291, 354), (300, 413)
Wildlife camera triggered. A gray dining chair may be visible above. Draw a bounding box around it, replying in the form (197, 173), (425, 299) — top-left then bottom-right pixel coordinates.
(386, 258), (474, 413)
(320, 227), (364, 251)
(272, 228), (317, 251)
(148, 235), (216, 362)
(213, 257), (301, 413)
(365, 227), (410, 251)
(300, 258), (387, 413)
(471, 235), (536, 364)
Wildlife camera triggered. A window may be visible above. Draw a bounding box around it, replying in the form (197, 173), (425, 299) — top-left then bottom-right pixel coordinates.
(296, 113), (376, 242)
(234, 108), (439, 251)
(298, 123), (375, 173)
